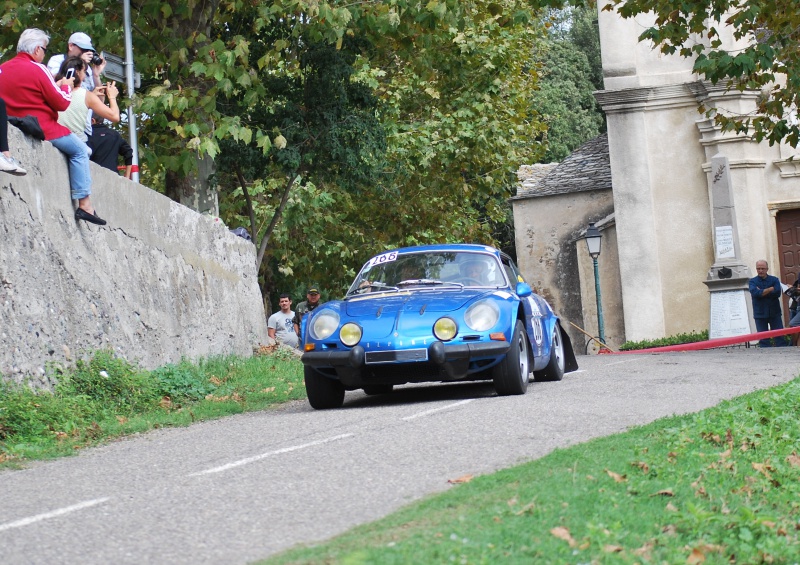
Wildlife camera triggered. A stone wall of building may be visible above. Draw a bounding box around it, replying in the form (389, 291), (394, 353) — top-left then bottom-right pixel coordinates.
(0, 128), (268, 387)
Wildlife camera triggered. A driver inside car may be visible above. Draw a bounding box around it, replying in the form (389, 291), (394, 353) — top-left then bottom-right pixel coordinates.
(460, 259), (488, 285)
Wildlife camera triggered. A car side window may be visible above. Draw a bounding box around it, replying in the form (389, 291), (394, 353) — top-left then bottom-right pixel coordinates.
(501, 256), (521, 286)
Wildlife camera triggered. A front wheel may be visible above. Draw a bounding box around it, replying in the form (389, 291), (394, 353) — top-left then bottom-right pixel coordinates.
(304, 366), (345, 409)
(534, 324), (565, 382)
(493, 320), (530, 395)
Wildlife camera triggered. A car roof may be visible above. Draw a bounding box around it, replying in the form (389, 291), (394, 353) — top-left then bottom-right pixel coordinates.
(391, 244), (502, 258)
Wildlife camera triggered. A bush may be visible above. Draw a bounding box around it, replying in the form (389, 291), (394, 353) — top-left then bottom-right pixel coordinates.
(56, 350), (158, 412)
(619, 330), (709, 351)
(151, 360), (216, 401)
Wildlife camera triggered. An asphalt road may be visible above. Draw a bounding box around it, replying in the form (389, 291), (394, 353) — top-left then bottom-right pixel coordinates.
(1, 348), (798, 564)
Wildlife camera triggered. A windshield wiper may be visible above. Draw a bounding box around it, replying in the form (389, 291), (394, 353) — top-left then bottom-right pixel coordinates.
(348, 281), (401, 296)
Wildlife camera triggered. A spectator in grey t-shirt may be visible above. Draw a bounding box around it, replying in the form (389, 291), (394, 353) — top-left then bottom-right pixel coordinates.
(267, 294), (299, 348)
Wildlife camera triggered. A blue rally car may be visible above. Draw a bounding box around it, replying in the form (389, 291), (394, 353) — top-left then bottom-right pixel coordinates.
(300, 244), (578, 409)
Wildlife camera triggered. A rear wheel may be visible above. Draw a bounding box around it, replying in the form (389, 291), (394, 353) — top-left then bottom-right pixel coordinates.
(304, 366), (345, 409)
(534, 324), (565, 382)
(493, 320), (530, 395)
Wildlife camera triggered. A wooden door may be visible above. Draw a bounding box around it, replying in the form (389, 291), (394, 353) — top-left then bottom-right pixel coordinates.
(776, 209), (800, 322)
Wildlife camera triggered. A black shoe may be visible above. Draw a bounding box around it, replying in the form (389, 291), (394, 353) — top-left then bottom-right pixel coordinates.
(75, 207), (107, 226)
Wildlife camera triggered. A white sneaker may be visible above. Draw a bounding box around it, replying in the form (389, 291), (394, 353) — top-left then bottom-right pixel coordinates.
(0, 154), (27, 176)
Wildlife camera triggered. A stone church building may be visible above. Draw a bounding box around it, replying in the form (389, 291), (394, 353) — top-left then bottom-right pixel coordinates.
(512, 7), (800, 353)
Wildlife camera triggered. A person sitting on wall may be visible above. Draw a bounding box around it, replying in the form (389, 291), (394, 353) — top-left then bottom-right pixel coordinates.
(0, 97), (27, 176)
(88, 117), (133, 178)
(55, 57), (120, 153)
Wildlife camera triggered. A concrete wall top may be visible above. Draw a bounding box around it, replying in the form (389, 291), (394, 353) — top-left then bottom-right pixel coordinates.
(0, 127), (268, 386)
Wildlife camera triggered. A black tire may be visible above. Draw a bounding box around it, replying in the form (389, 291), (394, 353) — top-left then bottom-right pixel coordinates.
(534, 323), (565, 382)
(493, 320), (530, 395)
(304, 365), (345, 409)
(362, 384), (394, 395)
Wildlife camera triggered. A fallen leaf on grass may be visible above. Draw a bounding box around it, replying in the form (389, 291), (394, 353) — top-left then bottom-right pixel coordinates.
(603, 545), (624, 553)
(261, 387), (276, 393)
(116, 416), (128, 424)
(209, 376), (223, 386)
(652, 489), (674, 497)
(550, 526), (577, 547)
(605, 469), (627, 482)
(666, 502), (678, 512)
(634, 541), (655, 558)
(686, 543), (723, 564)
(159, 396), (173, 409)
(632, 461), (650, 473)
(786, 452), (800, 467)
(447, 474), (473, 484)
(513, 502), (536, 516)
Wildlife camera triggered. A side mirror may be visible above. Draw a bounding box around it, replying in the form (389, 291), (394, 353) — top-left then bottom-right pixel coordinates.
(516, 282), (532, 298)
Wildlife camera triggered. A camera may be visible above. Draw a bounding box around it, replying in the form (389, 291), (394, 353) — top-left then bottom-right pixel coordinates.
(91, 52), (103, 66)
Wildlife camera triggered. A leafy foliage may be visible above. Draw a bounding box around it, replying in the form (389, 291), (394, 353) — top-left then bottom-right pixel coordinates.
(535, 3), (605, 162)
(0, 349), (304, 465)
(0, 1), (550, 303)
(603, 0), (800, 147)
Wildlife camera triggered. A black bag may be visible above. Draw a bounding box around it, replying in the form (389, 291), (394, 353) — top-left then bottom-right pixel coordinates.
(8, 115), (45, 141)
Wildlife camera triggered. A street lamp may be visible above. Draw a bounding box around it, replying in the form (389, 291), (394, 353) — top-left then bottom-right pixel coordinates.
(584, 222), (605, 345)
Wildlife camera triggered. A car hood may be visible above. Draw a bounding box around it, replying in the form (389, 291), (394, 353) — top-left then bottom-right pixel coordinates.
(345, 288), (494, 317)
(337, 289), (499, 340)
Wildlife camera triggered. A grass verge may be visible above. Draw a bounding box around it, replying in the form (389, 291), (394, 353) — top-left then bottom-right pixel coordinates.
(0, 347), (304, 468)
(263, 377), (800, 564)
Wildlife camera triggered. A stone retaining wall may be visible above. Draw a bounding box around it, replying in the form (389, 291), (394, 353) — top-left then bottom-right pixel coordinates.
(0, 127), (268, 387)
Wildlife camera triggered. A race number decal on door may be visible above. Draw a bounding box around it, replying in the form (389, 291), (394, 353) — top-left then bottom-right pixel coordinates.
(527, 296), (544, 345)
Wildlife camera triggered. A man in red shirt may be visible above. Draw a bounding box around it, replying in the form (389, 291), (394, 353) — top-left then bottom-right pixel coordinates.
(0, 28), (106, 225)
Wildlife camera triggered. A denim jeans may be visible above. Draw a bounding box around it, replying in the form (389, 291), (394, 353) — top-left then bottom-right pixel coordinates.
(50, 133), (92, 200)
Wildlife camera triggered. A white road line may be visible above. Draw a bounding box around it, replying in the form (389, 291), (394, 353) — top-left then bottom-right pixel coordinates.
(0, 497), (110, 533)
(605, 359), (640, 366)
(189, 433), (354, 476)
(402, 399), (475, 421)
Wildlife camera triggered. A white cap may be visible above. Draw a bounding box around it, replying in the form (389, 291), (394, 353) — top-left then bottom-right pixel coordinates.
(68, 32), (94, 51)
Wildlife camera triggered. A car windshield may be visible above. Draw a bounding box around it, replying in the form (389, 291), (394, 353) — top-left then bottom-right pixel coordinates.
(347, 251), (505, 295)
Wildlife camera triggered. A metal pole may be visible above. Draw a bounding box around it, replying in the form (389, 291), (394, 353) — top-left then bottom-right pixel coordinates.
(123, 0), (139, 183)
(593, 256), (605, 344)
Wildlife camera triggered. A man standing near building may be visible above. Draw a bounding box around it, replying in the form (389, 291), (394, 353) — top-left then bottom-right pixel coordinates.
(268, 294), (299, 349)
(294, 285), (323, 342)
(748, 260), (788, 347)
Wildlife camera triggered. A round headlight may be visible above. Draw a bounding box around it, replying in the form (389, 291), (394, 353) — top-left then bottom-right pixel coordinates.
(433, 317), (458, 341)
(310, 311), (340, 340)
(464, 300), (500, 332)
(339, 322), (362, 346)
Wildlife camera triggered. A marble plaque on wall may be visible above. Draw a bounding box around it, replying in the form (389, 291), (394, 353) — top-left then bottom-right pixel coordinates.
(709, 290), (751, 338)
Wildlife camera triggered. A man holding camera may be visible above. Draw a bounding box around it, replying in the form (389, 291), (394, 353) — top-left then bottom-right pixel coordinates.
(47, 32), (105, 91)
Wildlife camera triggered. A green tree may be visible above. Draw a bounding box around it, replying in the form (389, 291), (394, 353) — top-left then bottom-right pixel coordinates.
(0, 1), (547, 301)
(535, 4), (605, 162)
(603, 0), (800, 147)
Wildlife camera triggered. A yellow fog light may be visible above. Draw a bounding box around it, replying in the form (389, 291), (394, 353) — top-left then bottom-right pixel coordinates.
(339, 323), (363, 346)
(433, 317), (458, 341)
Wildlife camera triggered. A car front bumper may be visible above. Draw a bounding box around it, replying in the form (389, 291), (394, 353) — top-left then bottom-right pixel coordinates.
(301, 340), (511, 385)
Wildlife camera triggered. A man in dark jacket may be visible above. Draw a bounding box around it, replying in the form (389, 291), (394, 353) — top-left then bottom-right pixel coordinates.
(748, 260), (788, 346)
(88, 118), (133, 178)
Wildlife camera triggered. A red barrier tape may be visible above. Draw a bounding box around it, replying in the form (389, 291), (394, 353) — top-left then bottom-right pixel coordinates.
(609, 326), (800, 354)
